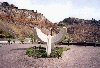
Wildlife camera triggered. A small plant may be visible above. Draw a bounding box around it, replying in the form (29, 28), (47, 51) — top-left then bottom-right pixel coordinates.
(26, 46), (70, 58)
(50, 47), (70, 58)
(63, 47), (70, 51)
(26, 46), (47, 58)
(26, 48), (34, 57)
(50, 47), (63, 58)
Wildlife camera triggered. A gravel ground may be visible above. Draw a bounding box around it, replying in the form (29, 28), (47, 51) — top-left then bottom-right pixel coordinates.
(0, 44), (100, 68)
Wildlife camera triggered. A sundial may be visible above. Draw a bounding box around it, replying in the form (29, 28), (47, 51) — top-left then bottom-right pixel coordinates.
(35, 27), (66, 55)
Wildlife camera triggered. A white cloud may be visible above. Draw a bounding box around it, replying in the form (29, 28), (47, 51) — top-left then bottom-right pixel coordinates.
(0, 0), (100, 22)
(73, 6), (100, 20)
(34, 1), (73, 23)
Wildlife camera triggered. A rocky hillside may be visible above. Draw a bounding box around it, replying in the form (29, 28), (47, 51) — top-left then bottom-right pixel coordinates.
(0, 2), (55, 38)
(1, 2), (100, 43)
(58, 17), (100, 42)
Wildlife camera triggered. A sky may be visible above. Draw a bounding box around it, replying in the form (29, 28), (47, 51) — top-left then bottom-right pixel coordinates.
(0, 0), (100, 23)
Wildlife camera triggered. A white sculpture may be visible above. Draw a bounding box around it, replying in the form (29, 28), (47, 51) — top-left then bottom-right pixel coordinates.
(35, 27), (66, 56)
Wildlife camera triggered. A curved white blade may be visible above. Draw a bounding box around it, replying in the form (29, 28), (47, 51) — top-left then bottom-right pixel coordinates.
(51, 28), (66, 44)
(35, 27), (48, 43)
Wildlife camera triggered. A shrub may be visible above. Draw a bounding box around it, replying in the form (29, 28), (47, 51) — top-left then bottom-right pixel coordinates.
(26, 48), (34, 57)
(63, 47), (70, 51)
(50, 47), (63, 58)
(26, 46), (47, 58)
(26, 46), (70, 58)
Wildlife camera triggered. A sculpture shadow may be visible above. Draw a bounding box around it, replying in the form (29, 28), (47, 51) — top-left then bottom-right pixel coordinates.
(11, 48), (28, 51)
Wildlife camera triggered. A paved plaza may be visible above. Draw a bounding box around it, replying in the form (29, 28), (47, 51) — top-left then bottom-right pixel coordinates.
(0, 44), (100, 68)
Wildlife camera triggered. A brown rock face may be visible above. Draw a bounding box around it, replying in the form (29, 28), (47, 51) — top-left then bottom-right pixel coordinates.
(58, 17), (100, 42)
(0, 2), (54, 38)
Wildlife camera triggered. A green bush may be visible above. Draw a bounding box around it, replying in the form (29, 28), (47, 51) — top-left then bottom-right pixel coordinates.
(26, 46), (70, 58)
(50, 47), (70, 58)
(63, 47), (70, 51)
(26, 46), (47, 58)
(50, 47), (63, 58)
(26, 48), (34, 57)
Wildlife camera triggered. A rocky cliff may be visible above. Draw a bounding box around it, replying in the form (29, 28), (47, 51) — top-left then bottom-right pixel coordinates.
(0, 2), (54, 38)
(58, 17), (100, 42)
(1, 2), (100, 42)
